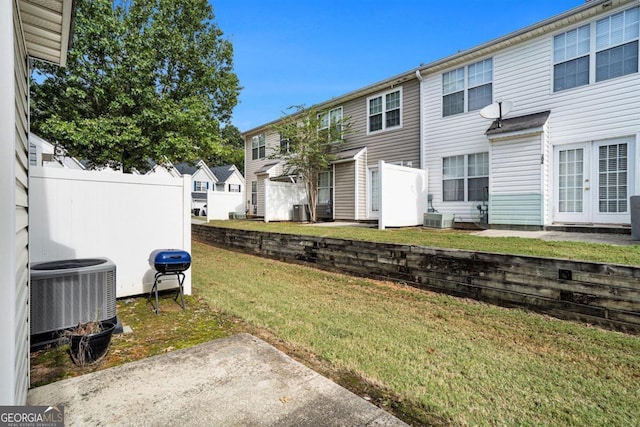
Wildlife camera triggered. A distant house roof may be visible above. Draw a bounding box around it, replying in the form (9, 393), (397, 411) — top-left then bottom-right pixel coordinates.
(210, 164), (236, 183)
(174, 162), (199, 176)
(485, 111), (551, 136)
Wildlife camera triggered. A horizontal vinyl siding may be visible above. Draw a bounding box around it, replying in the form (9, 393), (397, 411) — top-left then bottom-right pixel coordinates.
(334, 162), (355, 220)
(342, 79), (421, 168)
(490, 135), (543, 225)
(14, 2), (29, 404)
(490, 194), (543, 225)
(423, 68), (491, 221)
(491, 136), (543, 194)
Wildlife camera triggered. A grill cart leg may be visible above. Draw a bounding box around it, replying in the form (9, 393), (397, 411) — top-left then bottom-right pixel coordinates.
(148, 271), (186, 314)
(174, 271), (186, 310)
(148, 272), (163, 314)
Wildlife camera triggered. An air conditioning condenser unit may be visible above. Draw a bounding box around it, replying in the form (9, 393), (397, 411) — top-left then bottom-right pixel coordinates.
(423, 213), (455, 229)
(30, 258), (117, 341)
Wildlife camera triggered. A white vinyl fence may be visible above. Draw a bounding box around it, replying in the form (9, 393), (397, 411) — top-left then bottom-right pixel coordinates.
(264, 180), (307, 222)
(205, 190), (245, 220)
(379, 161), (428, 229)
(29, 167), (191, 297)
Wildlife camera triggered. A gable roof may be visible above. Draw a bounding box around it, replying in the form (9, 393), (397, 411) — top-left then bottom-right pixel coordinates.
(174, 162), (199, 176)
(19, 0), (75, 67)
(210, 165), (236, 183)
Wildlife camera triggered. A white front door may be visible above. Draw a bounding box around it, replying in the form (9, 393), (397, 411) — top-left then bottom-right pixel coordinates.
(554, 138), (634, 224)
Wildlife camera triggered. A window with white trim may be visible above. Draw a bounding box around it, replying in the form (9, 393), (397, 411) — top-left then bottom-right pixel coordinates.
(251, 133), (266, 160)
(367, 88), (401, 133)
(442, 152), (489, 202)
(318, 107), (343, 142)
(194, 181), (209, 192)
(442, 58), (492, 117)
(554, 6), (639, 92)
(229, 184), (241, 192)
(279, 133), (291, 154)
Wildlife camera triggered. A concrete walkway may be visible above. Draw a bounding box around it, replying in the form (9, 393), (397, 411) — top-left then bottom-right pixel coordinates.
(28, 334), (407, 427)
(472, 229), (636, 245)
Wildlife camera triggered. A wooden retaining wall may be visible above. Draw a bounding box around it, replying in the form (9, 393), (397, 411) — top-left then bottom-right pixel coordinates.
(193, 224), (640, 333)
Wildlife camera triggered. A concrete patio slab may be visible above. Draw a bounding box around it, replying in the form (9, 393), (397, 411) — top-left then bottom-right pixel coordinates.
(27, 333), (407, 427)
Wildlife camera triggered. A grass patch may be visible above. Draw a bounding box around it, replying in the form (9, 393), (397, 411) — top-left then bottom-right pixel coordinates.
(207, 220), (640, 266)
(30, 292), (235, 388)
(192, 240), (640, 426)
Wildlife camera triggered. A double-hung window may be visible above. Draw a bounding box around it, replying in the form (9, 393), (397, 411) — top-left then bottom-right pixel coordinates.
(553, 25), (591, 91)
(229, 184), (241, 193)
(442, 59), (493, 117)
(595, 7), (639, 81)
(318, 107), (343, 142)
(554, 6), (639, 92)
(251, 133), (266, 160)
(279, 133), (291, 154)
(367, 88), (402, 133)
(442, 153), (489, 202)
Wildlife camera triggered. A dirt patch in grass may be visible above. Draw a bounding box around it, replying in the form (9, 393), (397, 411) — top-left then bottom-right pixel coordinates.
(29, 291), (237, 388)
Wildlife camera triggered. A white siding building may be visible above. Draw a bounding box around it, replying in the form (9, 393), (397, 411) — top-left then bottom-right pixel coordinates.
(420, 0), (640, 227)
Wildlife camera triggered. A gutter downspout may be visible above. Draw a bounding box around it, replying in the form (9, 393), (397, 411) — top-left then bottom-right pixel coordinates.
(415, 69), (424, 170)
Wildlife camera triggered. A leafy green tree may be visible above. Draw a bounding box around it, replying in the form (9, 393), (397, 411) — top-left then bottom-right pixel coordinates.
(270, 106), (353, 222)
(208, 124), (245, 171)
(31, 0), (240, 172)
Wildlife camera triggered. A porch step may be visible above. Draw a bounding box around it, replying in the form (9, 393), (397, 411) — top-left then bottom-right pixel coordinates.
(545, 224), (631, 235)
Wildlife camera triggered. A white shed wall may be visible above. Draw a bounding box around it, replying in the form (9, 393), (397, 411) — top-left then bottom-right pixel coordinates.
(206, 190), (245, 220)
(264, 180), (307, 222)
(379, 161), (428, 229)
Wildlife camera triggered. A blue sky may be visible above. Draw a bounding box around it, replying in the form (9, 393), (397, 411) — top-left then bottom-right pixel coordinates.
(212, 0), (585, 132)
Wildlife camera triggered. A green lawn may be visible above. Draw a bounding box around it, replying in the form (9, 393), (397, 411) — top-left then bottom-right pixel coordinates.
(192, 240), (640, 426)
(206, 220), (640, 266)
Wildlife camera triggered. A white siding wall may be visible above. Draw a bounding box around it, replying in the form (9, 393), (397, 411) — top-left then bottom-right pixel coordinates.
(225, 171), (245, 192)
(423, 2), (640, 225)
(489, 134), (544, 225)
(0, 1), (29, 404)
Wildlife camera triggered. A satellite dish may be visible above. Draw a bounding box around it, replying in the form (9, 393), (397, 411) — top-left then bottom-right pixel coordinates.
(480, 100), (513, 119)
(54, 145), (66, 157)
